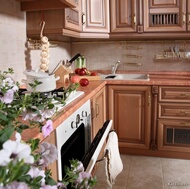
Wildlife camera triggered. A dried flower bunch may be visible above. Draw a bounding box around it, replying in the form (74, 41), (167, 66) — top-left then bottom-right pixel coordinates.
(0, 68), (96, 189)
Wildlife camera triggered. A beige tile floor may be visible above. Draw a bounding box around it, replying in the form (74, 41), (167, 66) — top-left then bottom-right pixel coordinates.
(93, 155), (190, 189)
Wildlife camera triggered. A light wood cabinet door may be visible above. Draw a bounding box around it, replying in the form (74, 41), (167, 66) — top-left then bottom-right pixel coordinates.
(42, 131), (58, 181)
(108, 85), (151, 150)
(81, 0), (110, 33)
(61, 0), (78, 7)
(110, 0), (138, 33)
(187, 1), (190, 30)
(143, 0), (187, 32)
(91, 87), (106, 139)
(64, 0), (82, 31)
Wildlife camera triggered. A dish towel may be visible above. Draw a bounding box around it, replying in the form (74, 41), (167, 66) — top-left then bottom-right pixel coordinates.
(104, 131), (123, 188)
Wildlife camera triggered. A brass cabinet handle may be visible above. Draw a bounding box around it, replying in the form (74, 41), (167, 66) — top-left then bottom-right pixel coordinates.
(148, 92), (151, 106)
(180, 93), (190, 96)
(180, 110), (190, 114)
(182, 12), (186, 25)
(180, 122), (190, 126)
(95, 102), (99, 117)
(134, 15), (136, 26)
(188, 12), (190, 24)
(82, 13), (86, 25)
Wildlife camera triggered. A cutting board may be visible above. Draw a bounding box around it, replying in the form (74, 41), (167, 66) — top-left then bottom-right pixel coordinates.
(70, 74), (101, 81)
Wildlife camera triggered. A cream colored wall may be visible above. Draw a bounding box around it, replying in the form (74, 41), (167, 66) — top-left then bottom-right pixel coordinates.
(71, 41), (190, 72)
(0, 0), (71, 83)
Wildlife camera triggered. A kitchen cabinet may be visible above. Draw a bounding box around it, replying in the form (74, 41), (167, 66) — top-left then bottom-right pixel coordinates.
(157, 86), (190, 153)
(91, 86), (106, 139)
(26, 0), (109, 38)
(143, 0), (187, 32)
(17, 0), (77, 11)
(110, 0), (138, 33)
(42, 131), (58, 181)
(107, 85), (151, 152)
(110, 0), (190, 39)
(81, 0), (110, 33)
(26, 7), (81, 37)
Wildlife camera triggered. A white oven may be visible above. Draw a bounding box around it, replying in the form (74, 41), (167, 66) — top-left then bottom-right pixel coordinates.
(56, 100), (112, 180)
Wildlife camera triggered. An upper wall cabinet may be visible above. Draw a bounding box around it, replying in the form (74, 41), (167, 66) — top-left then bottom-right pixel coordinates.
(17, 0), (77, 11)
(110, 0), (138, 33)
(81, 0), (110, 33)
(26, 0), (109, 38)
(110, 0), (190, 39)
(143, 0), (187, 32)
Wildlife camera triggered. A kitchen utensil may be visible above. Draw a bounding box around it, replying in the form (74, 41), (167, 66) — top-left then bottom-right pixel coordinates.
(23, 70), (60, 92)
(65, 53), (81, 67)
(49, 60), (63, 75)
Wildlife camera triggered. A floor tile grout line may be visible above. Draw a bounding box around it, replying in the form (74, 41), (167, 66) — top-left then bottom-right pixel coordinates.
(125, 155), (132, 189)
(160, 158), (165, 189)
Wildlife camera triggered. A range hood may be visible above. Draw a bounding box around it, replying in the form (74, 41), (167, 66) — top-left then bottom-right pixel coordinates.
(16, 0), (76, 11)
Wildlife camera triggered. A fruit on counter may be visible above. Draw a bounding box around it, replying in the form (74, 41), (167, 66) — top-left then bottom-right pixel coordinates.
(79, 78), (89, 86)
(90, 72), (98, 76)
(75, 68), (81, 74)
(79, 68), (86, 76)
(71, 75), (80, 83)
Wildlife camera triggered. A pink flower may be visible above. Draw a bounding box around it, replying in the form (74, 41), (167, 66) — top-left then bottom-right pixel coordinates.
(40, 142), (58, 167)
(42, 120), (53, 138)
(0, 89), (14, 104)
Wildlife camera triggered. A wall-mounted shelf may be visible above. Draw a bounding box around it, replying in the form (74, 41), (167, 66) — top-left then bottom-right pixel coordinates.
(155, 52), (190, 60)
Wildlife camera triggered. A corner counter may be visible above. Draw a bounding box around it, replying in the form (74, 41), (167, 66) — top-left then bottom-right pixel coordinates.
(21, 80), (106, 142)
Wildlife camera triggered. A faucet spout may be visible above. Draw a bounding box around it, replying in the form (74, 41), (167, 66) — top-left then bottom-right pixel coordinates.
(111, 60), (120, 74)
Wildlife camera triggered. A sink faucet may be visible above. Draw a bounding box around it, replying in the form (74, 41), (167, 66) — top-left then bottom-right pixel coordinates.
(111, 61), (120, 74)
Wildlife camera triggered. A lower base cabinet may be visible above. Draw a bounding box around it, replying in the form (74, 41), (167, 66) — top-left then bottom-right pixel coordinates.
(107, 85), (151, 151)
(42, 131), (58, 181)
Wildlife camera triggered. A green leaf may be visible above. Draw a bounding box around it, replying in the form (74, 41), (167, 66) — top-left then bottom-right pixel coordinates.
(0, 127), (14, 149)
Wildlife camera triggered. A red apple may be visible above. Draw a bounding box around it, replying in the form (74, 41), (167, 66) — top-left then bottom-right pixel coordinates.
(80, 78), (89, 86)
(79, 68), (86, 76)
(75, 68), (81, 75)
(90, 72), (98, 76)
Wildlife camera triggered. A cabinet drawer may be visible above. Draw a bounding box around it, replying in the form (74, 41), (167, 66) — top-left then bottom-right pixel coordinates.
(159, 86), (190, 102)
(158, 103), (190, 120)
(157, 119), (190, 152)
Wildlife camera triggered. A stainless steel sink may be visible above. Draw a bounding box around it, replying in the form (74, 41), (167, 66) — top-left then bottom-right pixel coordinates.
(99, 73), (150, 81)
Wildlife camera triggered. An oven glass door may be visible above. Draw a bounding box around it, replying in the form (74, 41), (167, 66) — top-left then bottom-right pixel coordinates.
(60, 123), (85, 178)
(82, 120), (113, 173)
(59, 120), (112, 179)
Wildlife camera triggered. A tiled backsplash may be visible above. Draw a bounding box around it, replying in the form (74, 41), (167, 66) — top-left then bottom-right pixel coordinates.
(1, 0), (190, 83)
(71, 41), (190, 72)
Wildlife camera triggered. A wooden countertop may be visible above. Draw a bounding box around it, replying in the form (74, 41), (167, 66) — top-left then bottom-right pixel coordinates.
(21, 80), (106, 142)
(21, 71), (190, 142)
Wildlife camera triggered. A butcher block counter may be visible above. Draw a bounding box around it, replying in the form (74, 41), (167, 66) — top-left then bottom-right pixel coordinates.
(21, 71), (190, 143)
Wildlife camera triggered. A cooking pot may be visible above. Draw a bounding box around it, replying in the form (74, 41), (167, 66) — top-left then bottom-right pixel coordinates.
(23, 70), (60, 92)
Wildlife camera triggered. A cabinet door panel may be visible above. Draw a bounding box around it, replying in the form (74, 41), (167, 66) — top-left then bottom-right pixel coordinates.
(108, 85), (151, 150)
(144, 0), (187, 32)
(42, 131), (58, 181)
(91, 87), (106, 139)
(82, 0), (109, 32)
(110, 0), (137, 32)
(64, 0), (82, 31)
(117, 93), (142, 142)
